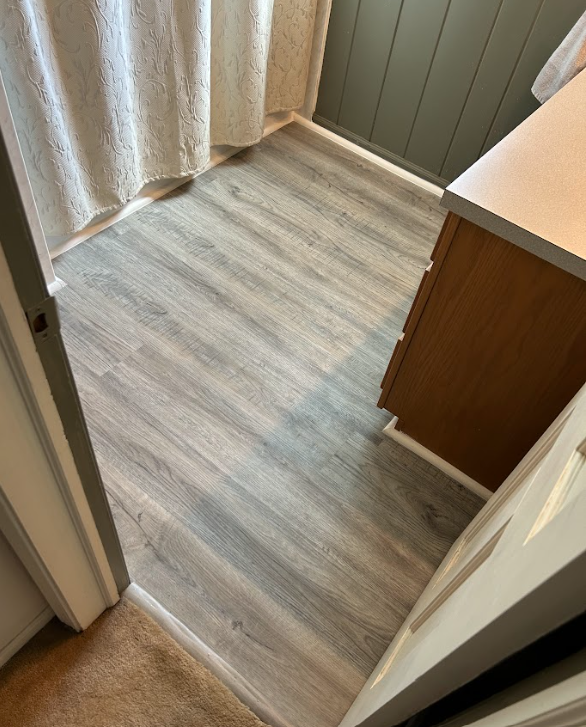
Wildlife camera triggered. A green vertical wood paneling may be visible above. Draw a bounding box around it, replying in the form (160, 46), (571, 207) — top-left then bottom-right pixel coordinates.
(404, 0), (503, 176)
(481, 0), (586, 155)
(337, 0), (403, 141)
(370, 0), (450, 157)
(314, 0), (361, 122)
(316, 0), (586, 184)
(440, 0), (542, 181)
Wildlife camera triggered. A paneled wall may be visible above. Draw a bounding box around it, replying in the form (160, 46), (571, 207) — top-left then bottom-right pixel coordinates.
(315, 0), (586, 185)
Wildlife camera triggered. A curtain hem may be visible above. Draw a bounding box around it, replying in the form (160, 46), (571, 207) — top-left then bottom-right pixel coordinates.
(52, 105), (300, 236)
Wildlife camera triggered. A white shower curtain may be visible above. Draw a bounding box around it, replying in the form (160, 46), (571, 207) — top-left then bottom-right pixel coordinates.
(0, 0), (317, 235)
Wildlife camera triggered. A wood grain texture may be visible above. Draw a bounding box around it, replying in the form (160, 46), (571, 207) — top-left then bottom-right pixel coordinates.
(54, 123), (483, 727)
(379, 212), (461, 403)
(384, 217), (586, 491)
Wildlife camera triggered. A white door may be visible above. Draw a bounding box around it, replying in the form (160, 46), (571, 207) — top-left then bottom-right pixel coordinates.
(341, 385), (586, 727)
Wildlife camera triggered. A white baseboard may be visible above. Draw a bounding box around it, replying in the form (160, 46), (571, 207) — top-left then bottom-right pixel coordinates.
(123, 583), (294, 727)
(49, 111), (294, 261)
(383, 417), (493, 501)
(0, 606), (53, 668)
(47, 277), (67, 295)
(292, 114), (443, 199)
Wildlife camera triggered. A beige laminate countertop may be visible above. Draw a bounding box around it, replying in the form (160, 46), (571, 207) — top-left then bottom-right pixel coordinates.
(441, 69), (586, 281)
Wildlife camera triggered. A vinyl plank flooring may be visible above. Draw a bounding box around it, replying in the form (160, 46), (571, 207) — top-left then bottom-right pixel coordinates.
(54, 122), (484, 727)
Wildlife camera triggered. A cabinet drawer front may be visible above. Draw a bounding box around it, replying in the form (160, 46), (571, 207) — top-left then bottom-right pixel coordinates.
(386, 218), (586, 490)
(431, 213), (460, 262)
(404, 264), (432, 333)
(381, 334), (404, 390)
(379, 214), (461, 409)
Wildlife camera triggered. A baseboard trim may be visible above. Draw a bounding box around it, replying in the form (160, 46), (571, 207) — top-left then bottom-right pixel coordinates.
(299, 114), (446, 196)
(0, 606), (53, 668)
(383, 417), (493, 501)
(123, 583), (294, 727)
(49, 111), (294, 261)
(47, 277), (66, 295)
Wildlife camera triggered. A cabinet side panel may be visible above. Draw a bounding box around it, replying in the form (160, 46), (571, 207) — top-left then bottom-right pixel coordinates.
(386, 220), (586, 490)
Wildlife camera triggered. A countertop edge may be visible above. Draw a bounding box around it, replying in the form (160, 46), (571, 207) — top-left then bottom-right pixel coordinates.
(441, 190), (586, 283)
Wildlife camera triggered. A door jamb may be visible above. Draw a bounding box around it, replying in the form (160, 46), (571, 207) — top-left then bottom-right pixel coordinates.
(0, 70), (129, 596)
(0, 244), (119, 629)
(0, 74), (57, 291)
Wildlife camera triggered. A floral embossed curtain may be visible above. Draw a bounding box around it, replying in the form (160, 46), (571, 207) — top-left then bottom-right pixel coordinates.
(0, 0), (317, 235)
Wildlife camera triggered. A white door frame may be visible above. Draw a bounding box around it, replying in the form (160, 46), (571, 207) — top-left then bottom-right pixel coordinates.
(0, 243), (118, 630)
(0, 72), (59, 293)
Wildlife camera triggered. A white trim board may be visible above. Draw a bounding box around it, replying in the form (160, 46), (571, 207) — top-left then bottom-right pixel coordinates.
(0, 245), (119, 630)
(383, 417), (493, 502)
(0, 606), (52, 668)
(292, 115), (443, 199)
(124, 584), (293, 727)
(0, 74), (57, 291)
(49, 111), (294, 260)
(47, 277), (67, 295)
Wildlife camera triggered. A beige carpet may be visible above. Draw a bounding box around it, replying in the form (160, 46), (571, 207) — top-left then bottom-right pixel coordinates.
(0, 599), (269, 727)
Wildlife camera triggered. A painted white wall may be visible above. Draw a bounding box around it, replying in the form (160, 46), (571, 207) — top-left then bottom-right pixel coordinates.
(0, 529), (52, 667)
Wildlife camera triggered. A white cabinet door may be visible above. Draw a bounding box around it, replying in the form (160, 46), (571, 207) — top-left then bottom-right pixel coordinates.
(340, 385), (586, 727)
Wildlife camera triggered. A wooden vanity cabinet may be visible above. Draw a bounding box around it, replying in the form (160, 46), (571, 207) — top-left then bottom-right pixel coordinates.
(378, 213), (586, 492)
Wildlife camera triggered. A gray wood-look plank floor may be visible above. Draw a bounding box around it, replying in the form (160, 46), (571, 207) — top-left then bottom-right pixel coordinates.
(54, 123), (483, 727)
